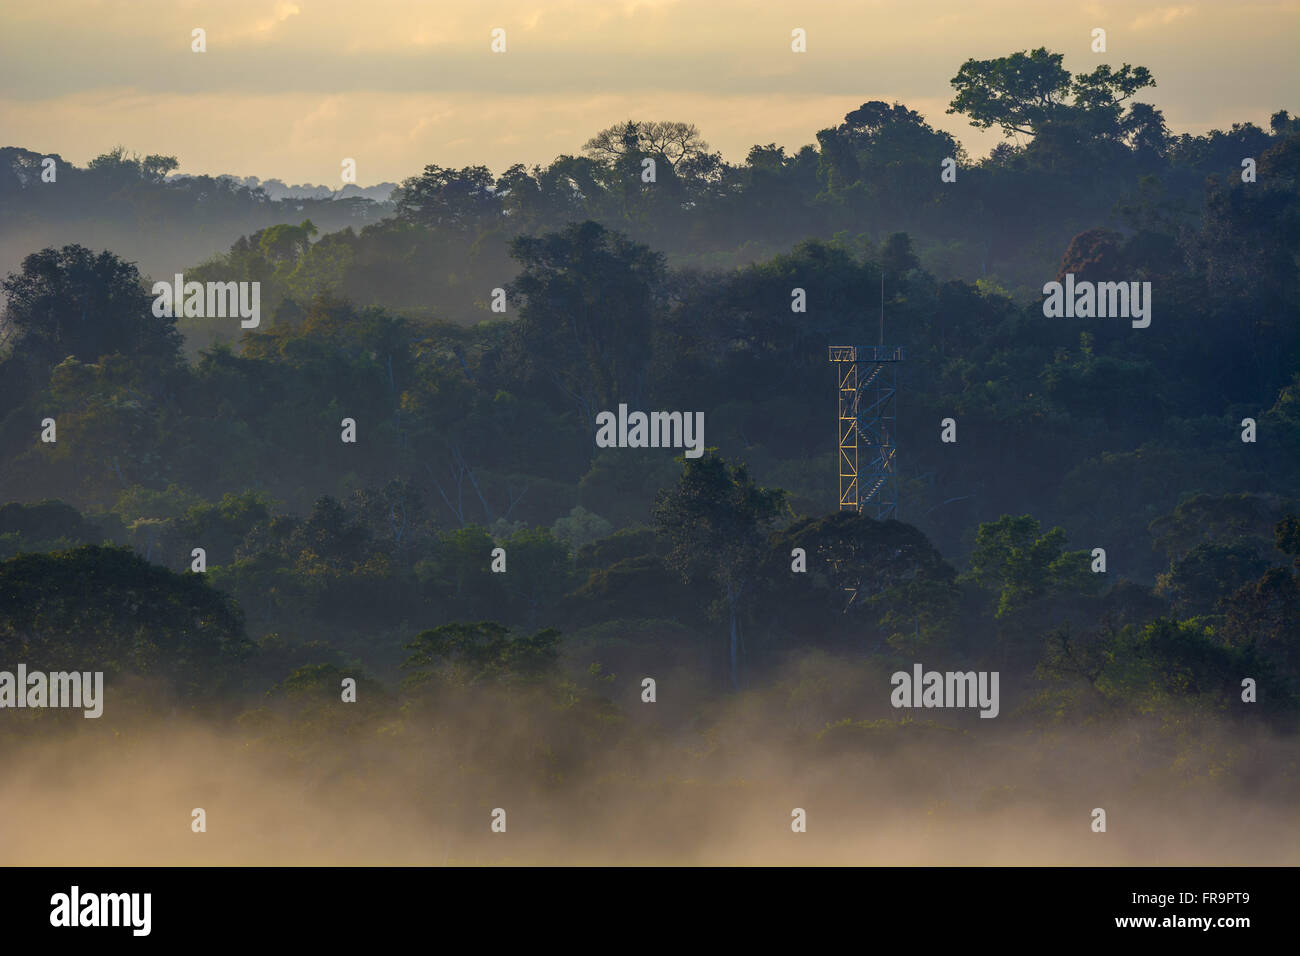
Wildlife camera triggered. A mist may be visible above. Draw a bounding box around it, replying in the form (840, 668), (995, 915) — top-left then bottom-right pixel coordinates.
(3, 658), (1294, 866)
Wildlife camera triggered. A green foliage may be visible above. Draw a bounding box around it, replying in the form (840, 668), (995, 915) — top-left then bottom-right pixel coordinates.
(1155, 543), (1270, 616)
(761, 511), (959, 652)
(0, 51), (1294, 738)
(654, 452), (785, 591)
(499, 526), (573, 627)
(948, 47), (1155, 145)
(0, 499), (102, 555)
(0, 544), (251, 696)
(1218, 518), (1300, 696)
(965, 514), (1096, 617)
(1, 244), (180, 371)
(395, 165), (497, 233)
(550, 505), (612, 552)
(1037, 618), (1267, 717)
(578, 450), (678, 527)
(414, 525), (502, 619)
(402, 621), (560, 690)
(1149, 493), (1292, 565)
(654, 451), (785, 686)
(573, 525), (662, 571)
(509, 220), (666, 428)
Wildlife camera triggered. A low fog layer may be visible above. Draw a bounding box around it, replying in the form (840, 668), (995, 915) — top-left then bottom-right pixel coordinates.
(3, 669), (1294, 866)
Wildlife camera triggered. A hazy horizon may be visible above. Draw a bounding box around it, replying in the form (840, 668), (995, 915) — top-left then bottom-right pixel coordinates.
(3, 0), (1296, 186)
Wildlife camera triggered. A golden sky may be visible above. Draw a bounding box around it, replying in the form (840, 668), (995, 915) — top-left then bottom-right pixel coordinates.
(1, 0), (1296, 185)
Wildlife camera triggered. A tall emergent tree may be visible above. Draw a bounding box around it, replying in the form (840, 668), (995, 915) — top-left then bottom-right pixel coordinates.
(509, 221), (665, 432)
(947, 47), (1159, 150)
(1, 244), (181, 371)
(653, 451), (785, 688)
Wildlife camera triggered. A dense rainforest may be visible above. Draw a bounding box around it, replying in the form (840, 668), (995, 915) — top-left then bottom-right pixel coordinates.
(1, 48), (1296, 864)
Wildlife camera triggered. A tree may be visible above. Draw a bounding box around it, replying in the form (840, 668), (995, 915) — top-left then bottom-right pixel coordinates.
(880, 232), (920, 276)
(836, 101), (968, 168)
(5, 354), (180, 507)
(0, 500), (99, 543)
(86, 147), (178, 185)
(1055, 227), (1126, 282)
(393, 164), (498, 232)
(1148, 494), (1287, 565)
(551, 506), (613, 552)
(174, 491), (275, 566)
(949, 48), (1073, 138)
(583, 120), (712, 175)
(1038, 618), (1252, 714)
(1155, 542), (1270, 616)
(763, 511), (958, 650)
(1, 245), (181, 372)
(257, 219), (317, 270)
(509, 221), (665, 431)
(141, 154), (179, 183)
(498, 526), (572, 629)
(0, 500), (103, 560)
(402, 620), (560, 690)
(1220, 515), (1300, 689)
(0, 544), (251, 698)
(287, 496), (370, 571)
(416, 526), (503, 619)
(965, 514), (1094, 618)
(948, 47), (1154, 145)
(348, 480), (426, 550)
(653, 451), (785, 688)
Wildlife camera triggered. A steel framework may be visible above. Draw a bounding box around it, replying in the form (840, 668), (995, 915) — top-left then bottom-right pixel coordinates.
(828, 345), (860, 511)
(828, 343), (903, 612)
(828, 344), (902, 520)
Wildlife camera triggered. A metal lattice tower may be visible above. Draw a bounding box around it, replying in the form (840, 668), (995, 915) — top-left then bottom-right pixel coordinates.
(828, 342), (903, 613)
(828, 346), (860, 511)
(857, 344), (903, 520)
(828, 344), (903, 520)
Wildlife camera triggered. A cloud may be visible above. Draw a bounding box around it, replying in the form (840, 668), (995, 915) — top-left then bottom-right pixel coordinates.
(1130, 5), (1196, 31)
(201, 1), (303, 43)
(247, 2), (301, 38)
(0, 0), (1293, 185)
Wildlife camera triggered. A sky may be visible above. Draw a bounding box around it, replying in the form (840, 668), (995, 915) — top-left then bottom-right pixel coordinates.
(1, 0), (1296, 186)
